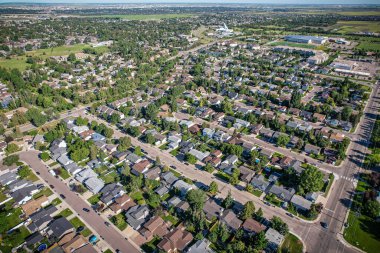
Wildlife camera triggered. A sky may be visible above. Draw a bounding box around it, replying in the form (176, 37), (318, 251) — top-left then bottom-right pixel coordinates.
(0, 0), (379, 5)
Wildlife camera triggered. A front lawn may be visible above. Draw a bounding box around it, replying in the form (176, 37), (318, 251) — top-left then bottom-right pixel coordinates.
(141, 237), (161, 253)
(87, 193), (101, 205)
(344, 211), (380, 253)
(100, 171), (119, 184)
(58, 208), (73, 218)
(33, 187), (53, 199)
(57, 168), (71, 179)
(110, 213), (128, 231)
(280, 233), (303, 253)
(51, 198), (62, 206)
(69, 217), (85, 228)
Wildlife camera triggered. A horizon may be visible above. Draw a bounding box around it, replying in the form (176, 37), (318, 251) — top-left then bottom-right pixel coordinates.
(0, 0), (380, 6)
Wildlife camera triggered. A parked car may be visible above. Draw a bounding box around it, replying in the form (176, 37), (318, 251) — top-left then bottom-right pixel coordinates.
(77, 226), (85, 232)
(49, 184), (55, 189)
(105, 221), (111, 227)
(321, 222), (329, 229)
(60, 194), (66, 199)
(83, 208), (90, 212)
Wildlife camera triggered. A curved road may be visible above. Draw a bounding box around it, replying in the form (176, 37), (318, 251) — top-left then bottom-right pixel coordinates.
(19, 150), (140, 253)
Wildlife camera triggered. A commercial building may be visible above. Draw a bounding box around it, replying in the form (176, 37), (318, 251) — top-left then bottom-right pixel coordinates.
(285, 35), (327, 44)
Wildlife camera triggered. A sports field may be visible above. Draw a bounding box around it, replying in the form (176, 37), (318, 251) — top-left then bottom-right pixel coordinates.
(0, 44), (108, 71)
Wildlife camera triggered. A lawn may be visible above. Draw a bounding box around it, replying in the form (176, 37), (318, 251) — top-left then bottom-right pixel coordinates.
(87, 193), (101, 205)
(0, 226), (30, 253)
(110, 213), (128, 231)
(344, 211), (380, 253)
(280, 233), (303, 253)
(0, 192), (8, 202)
(69, 217), (85, 228)
(130, 191), (144, 202)
(57, 168), (71, 180)
(90, 14), (194, 20)
(100, 170), (119, 184)
(51, 197), (62, 206)
(33, 187), (53, 199)
(0, 44), (108, 71)
(58, 208), (73, 218)
(357, 41), (380, 52)
(141, 237), (162, 253)
(0, 206), (23, 233)
(25, 171), (39, 182)
(103, 250), (113, 253)
(162, 214), (179, 226)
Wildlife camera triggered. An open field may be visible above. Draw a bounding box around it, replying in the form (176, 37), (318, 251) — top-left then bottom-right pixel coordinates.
(344, 211), (380, 253)
(0, 44), (108, 71)
(337, 11), (380, 16)
(357, 41), (380, 51)
(335, 21), (380, 34)
(280, 233), (303, 253)
(88, 14), (194, 20)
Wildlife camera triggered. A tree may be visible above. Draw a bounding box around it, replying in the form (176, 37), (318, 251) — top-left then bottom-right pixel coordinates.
(144, 103), (159, 121)
(256, 207), (264, 219)
(146, 133), (155, 145)
(229, 168), (240, 185)
(253, 231), (268, 251)
(67, 53), (76, 62)
(185, 153), (197, 164)
(276, 134), (290, 147)
(364, 200), (380, 218)
(75, 116), (88, 126)
(18, 166), (31, 178)
(103, 127), (114, 138)
(241, 201), (255, 220)
(203, 163), (214, 173)
(134, 146), (143, 156)
(223, 191), (234, 209)
(290, 90), (302, 108)
(3, 155), (19, 166)
(209, 181), (218, 195)
(186, 189), (207, 212)
(6, 143), (20, 154)
(299, 165), (324, 194)
(26, 108), (47, 126)
(270, 216), (289, 235)
(118, 136), (131, 151)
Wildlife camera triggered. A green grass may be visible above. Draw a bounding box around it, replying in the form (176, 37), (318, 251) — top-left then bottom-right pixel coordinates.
(51, 197), (62, 206)
(104, 250), (113, 253)
(0, 192), (8, 202)
(58, 208), (73, 218)
(323, 174), (335, 197)
(357, 41), (380, 52)
(25, 171), (39, 182)
(89, 14), (194, 20)
(0, 44), (108, 71)
(100, 171), (119, 184)
(0, 226), (30, 253)
(141, 237), (162, 253)
(110, 213), (128, 231)
(0, 206), (23, 233)
(280, 233), (303, 253)
(130, 191), (144, 202)
(70, 217), (85, 228)
(344, 211), (380, 253)
(337, 11), (380, 16)
(336, 21), (380, 34)
(33, 187), (53, 199)
(269, 41), (317, 49)
(57, 168), (71, 180)
(162, 214), (179, 226)
(87, 193), (101, 205)
(169, 169), (181, 178)
(81, 228), (92, 237)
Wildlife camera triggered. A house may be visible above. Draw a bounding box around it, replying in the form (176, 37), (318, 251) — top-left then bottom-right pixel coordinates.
(58, 154), (72, 167)
(168, 135), (182, 149)
(155, 184), (170, 197)
(64, 162), (82, 175)
(250, 124), (263, 135)
(180, 141), (195, 153)
(223, 155), (238, 165)
(290, 195), (312, 211)
(84, 177), (105, 194)
(11, 185), (39, 205)
(203, 198), (224, 221)
(238, 166), (255, 183)
(61, 234), (88, 253)
(203, 128), (215, 138)
(220, 209), (242, 231)
(260, 128), (275, 141)
(21, 195), (49, 216)
(242, 218), (267, 235)
(313, 113), (326, 122)
(265, 228), (284, 250)
(25, 232), (44, 247)
(251, 175), (270, 192)
(286, 121), (299, 130)
(47, 217), (74, 240)
(305, 192), (320, 203)
(161, 171), (178, 186)
(234, 118), (250, 129)
(157, 225), (193, 253)
(260, 149), (273, 159)
(189, 149), (210, 161)
(188, 124), (201, 135)
(139, 216), (170, 241)
(125, 205), (150, 230)
(279, 157), (293, 168)
(109, 194), (134, 214)
(268, 185), (295, 202)
(100, 183), (125, 206)
(28, 205), (58, 232)
(173, 180), (193, 196)
(330, 132), (345, 143)
(8, 179), (33, 192)
(144, 166), (161, 180)
(186, 238), (215, 253)
(289, 160), (304, 175)
(304, 144), (321, 155)
(288, 136), (300, 148)
(0, 170), (19, 185)
(132, 160), (151, 176)
(126, 153), (142, 164)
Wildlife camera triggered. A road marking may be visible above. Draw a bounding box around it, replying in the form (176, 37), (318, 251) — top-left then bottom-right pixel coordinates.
(325, 208), (335, 213)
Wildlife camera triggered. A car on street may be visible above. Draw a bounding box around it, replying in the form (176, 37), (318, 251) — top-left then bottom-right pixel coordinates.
(83, 208), (90, 212)
(49, 184), (55, 189)
(60, 194), (66, 199)
(36, 171), (40, 175)
(105, 221), (111, 227)
(321, 222), (329, 229)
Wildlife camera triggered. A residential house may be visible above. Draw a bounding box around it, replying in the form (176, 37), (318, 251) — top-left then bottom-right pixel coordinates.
(186, 238), (214, 253)
(109, 194), (134, 215)
(203, 198), (224, 221)
(100, 183), (125, 206)
(161, 171), (178, 186)
(155, 184), (170, 197)
(203, 128), (215, 139)
(238, 166), (255, 183)
(290, 195), (312, 211)
(268, 185), (295, 202)
(139, 216), (170, 241)
(47, 217), (74, 240)
(189, 149), (210, 162)
(265, 228), (284, 251)
(157, 225), (193, 253)
(242, 218), (267, 235)
(251, 175), (270, 192)
(144, 166), (161, 181)
(21, 195), (49, 216)
(132, 160), (152, 176)
(304, 144), (321, 155)
(125, 205), (150, 230)
(11, 185), (39, 205)
(173, 180), (193, 196)
(220, 209), (242, 231)
(28, 205), (57, 232)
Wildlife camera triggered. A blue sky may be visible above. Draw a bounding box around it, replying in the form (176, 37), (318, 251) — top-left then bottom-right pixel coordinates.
(0, 0), (379, 4)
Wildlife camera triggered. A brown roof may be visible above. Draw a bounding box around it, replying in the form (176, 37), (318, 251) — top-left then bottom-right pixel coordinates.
(79, 129), (95, 139)
(21, 196), (49, 216)
(62, 235), (87, 253)
(115, 194), (131, 205)
(58, 232), (76, 246)
(188, 124), (201, 134)
(220, 210), (242, 231)
(132, 160), (151, 174)
(157, 226), (193, 252)
(242, 218), (267, 234)
(73, 244), (97, 253)
(139, 216), (170, 241)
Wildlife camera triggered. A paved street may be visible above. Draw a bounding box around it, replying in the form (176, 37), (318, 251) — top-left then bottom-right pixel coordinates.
(19, 151), (141, 253)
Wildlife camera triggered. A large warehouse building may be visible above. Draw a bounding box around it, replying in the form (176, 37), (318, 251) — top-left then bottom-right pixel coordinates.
(284, 35), (327, 44)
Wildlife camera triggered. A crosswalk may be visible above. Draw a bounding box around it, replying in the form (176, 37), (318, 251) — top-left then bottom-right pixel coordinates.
(341, 176), (357, 183)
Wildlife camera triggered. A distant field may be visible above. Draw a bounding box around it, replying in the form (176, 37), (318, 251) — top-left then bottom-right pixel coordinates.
(336, 21), (380, 34)
(357, 41), (380, 51)
(88, 13), (194, 20)
(269, 41), (317, 49)
(337, 11), (380, 16)
(0, 44), (108, 71)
